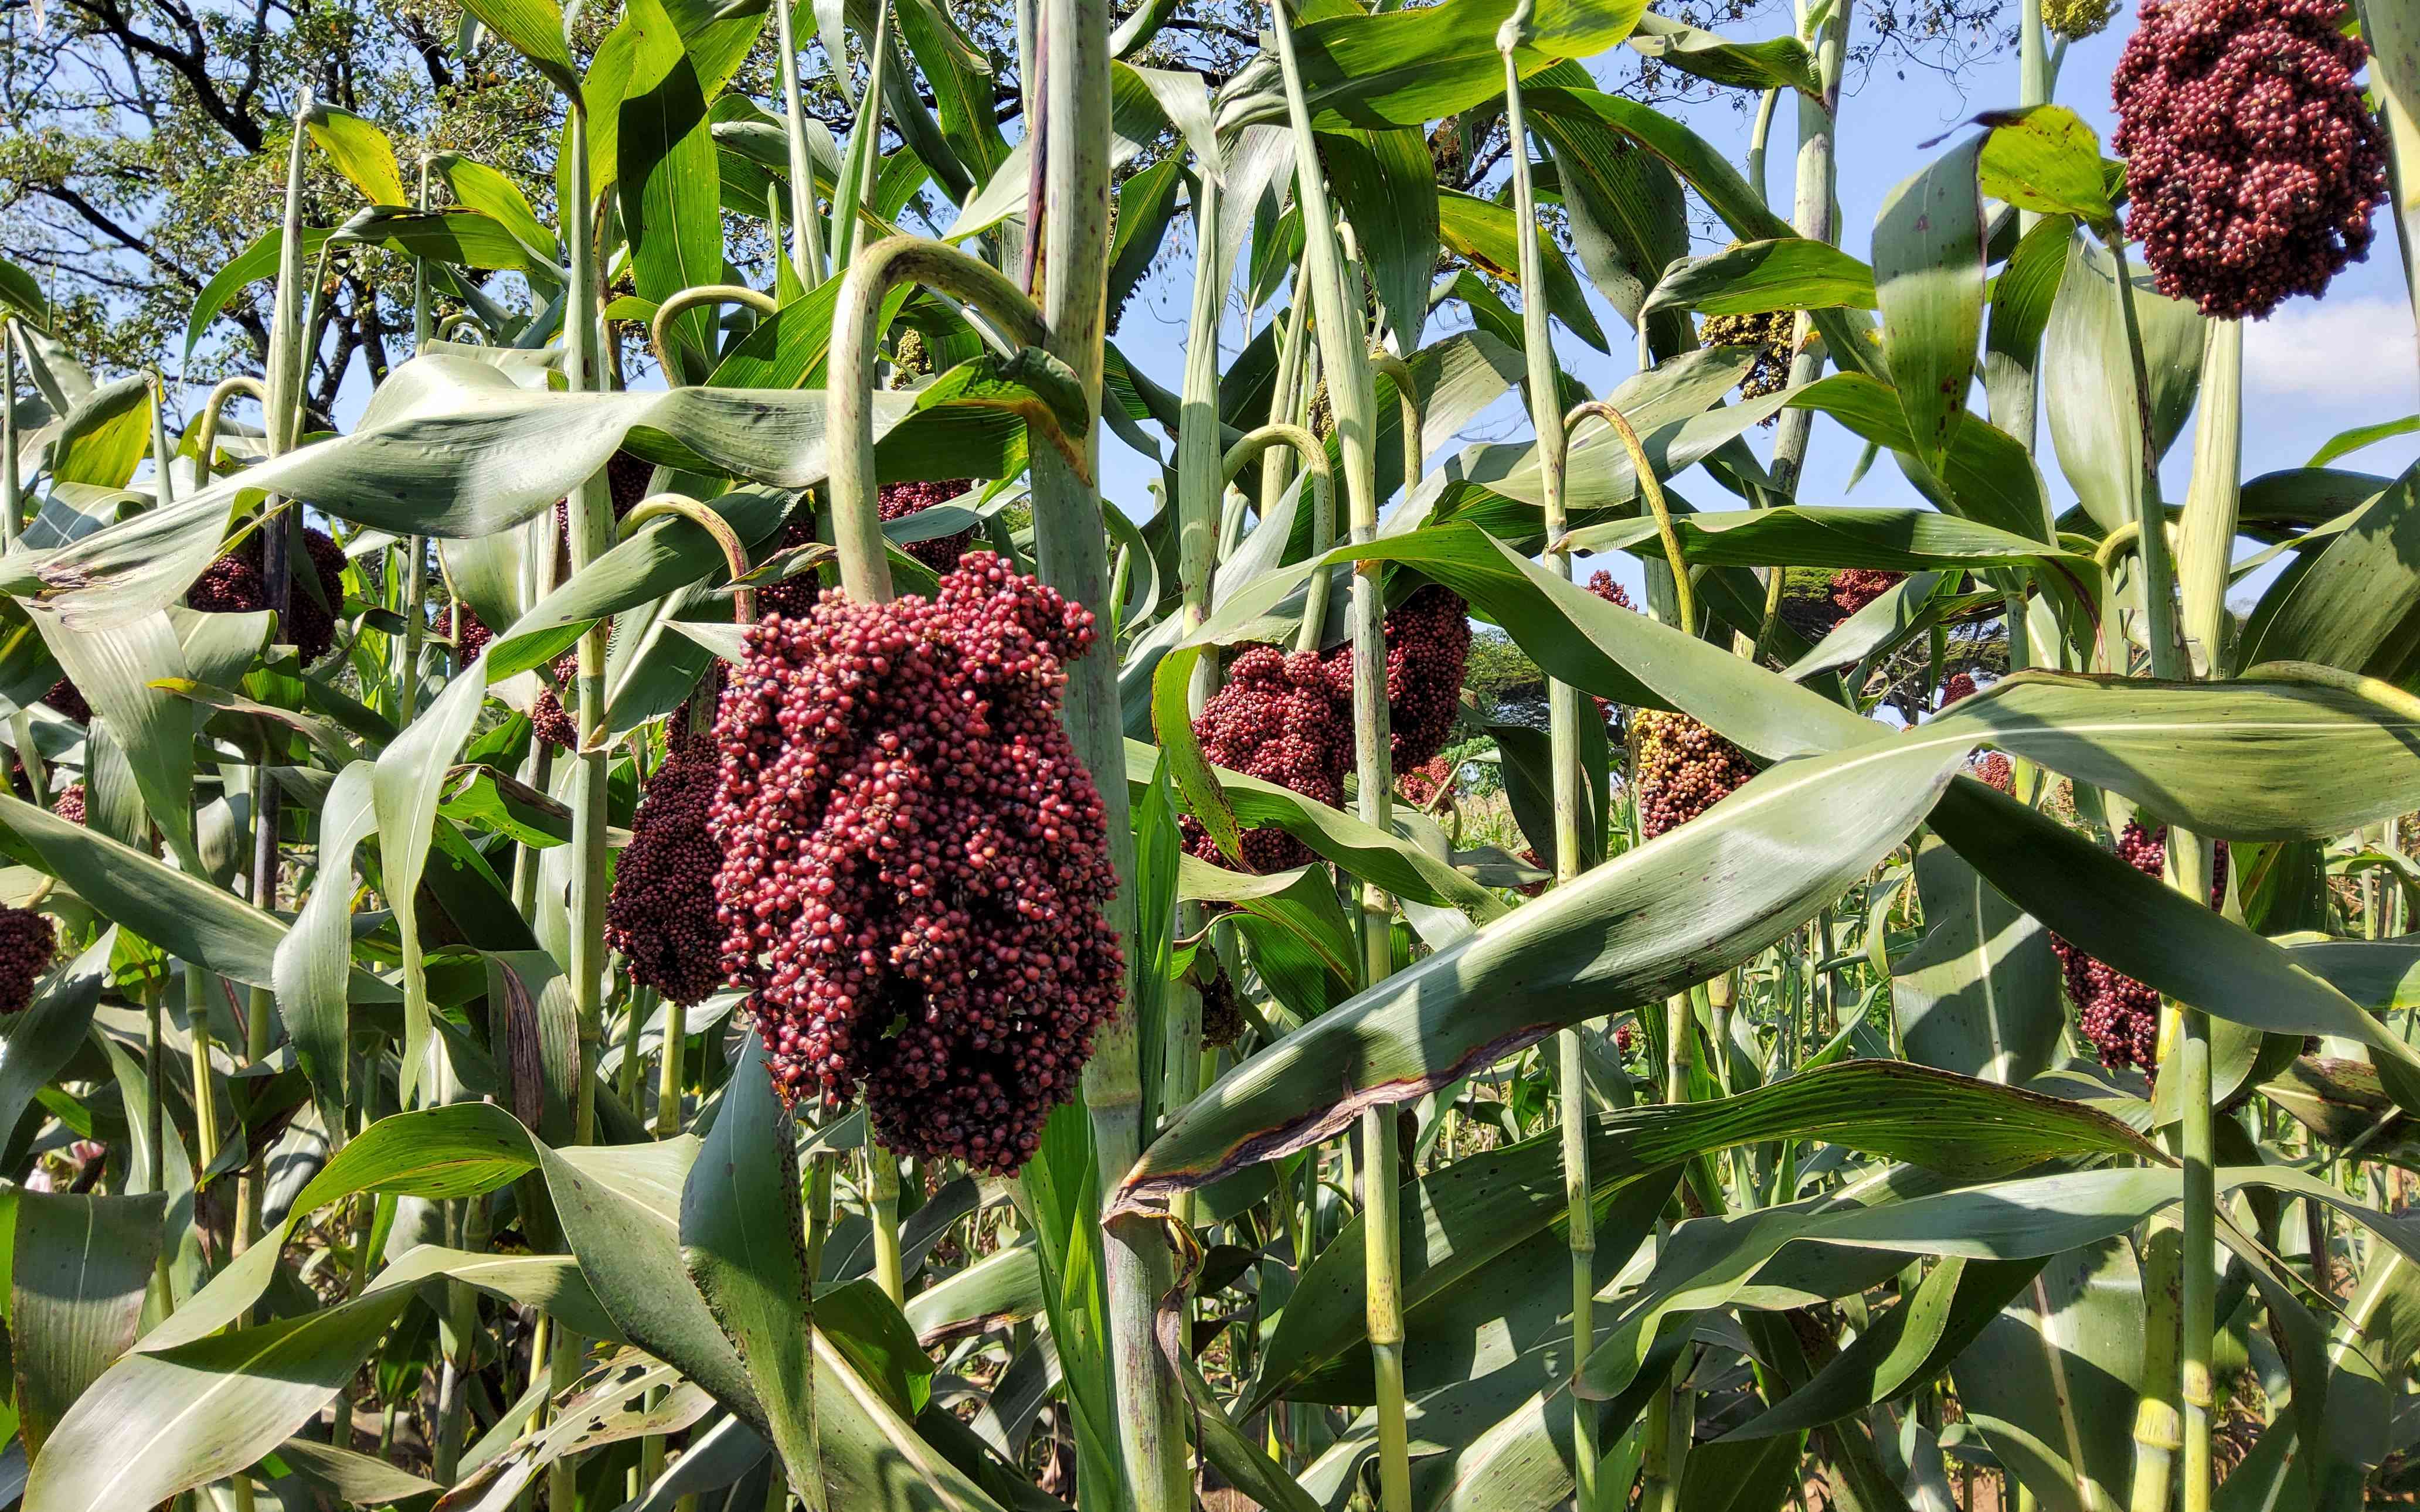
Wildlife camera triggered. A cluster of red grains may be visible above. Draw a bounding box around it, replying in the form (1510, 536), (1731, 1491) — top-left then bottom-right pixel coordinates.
(1587, 571), (1636, 612)
(2112, 0), (2387, 319)
(450, 604), (580, 750)
(1399, 755), (1457, 808)
(706, 552), (1123, 1175)
(1586, 571), (1636, 730)
(1184, 646), (1350, 871)
(2049, 822), (2228, 1074)
(185, 526), (351, 665)
(1348, 584), (1472, 774)
(1699, 309), (1796, 407)
(1972, 752), (2014, 794)
(1633, 709), (1758, 839)
(40, 680), (89, 724)
(1940, 672), (1979, 708)
(1828, 568), (1904, 618)
(606, 741), (726, 1004)
(878, 479), (977, 573)
(50, 785), (85, 825)
(0, 905), (55, 1013)
(1613, 1022), (1635, 1056)
(1184, 586), (1472, 871)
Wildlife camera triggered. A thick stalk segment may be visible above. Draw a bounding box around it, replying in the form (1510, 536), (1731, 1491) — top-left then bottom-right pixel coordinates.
(774, 0), (830, 288)
(1769, 0), (1851, 496)
(1028, 0), (1189, 1504)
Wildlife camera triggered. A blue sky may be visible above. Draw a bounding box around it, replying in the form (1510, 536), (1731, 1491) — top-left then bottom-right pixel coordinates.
(1097, 2), (2420, 605)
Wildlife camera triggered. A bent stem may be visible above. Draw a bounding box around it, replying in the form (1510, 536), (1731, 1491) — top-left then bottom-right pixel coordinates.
(1219, 424), (1331, 653)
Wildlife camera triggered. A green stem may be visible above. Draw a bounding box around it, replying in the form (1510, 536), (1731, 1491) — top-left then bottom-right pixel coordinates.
(868, 1146), (906, 1304)
(774, 0), (830, 288)
(1768, 0), (1850, 498)
(184, 961), (219, 1176)
(1221, 425), (1331, 653)
(655, 995), (686, 1139)
(1, 320), (18, 547)
(1745, 87), (1780, 211)
(1165, 167), (1230, 1230)
(1279, 5), (1407, 1506)
(549, 80), (611, 1512)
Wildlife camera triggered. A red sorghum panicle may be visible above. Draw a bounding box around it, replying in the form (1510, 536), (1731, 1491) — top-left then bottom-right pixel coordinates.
(1184, 645), (1350, 871)
(1633, 707), (1758, 839)
(1586, 571), (1636, 612)
(606, 741), (725, 1004)
(450, 603), (579, 750)
(1399, 755), (1456, 808)
(51, 785), (85, 826)
(2050, 822), (2228, 1074)
(0, 906), (54, 1013)
(40, 680), (89, 724)
(1186, 581), (1466, 871)
(185, 526), (350, 665)
(706, 551), (1123, 1175)
(1973, 752), (2014, 794)
(1828, 568), (1903, 618)
(2112, 0), (2388, 319)
(1587, 571), (1636, 730)
(1341, 584), (1471, 773)
(1613, 1022), (1635, 1055)
(1940, 672), (1979, 707)
(607, 451), (654, 519)
(878, 479), (977, 573)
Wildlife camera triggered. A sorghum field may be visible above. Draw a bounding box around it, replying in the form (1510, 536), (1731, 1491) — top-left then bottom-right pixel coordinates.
(0, 0), (2414, 1507)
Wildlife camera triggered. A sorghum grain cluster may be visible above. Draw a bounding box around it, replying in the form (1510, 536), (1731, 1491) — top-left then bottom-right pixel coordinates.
(0, 906), (55, 1014)
(2049, 822), (2228, 1074)
(706, 552), (1123, 1174)
(2112, 0), (2387, 318)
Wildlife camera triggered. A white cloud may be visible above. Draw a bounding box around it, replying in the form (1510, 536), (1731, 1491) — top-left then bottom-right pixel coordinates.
(2242, 297), (2420, 404)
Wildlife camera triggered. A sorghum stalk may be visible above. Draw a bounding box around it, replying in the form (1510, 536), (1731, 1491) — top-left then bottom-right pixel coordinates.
(1, 319), (18, 546)
(1219, 425), (1331, 654)
(2357, 0), (2420, 355)
(1164, 167), (1231, 1231)
(773, 0), (829, 288)
(402, 157), (434, 726)
(230, 98), (314, 1278)
(2106, 227), (2214, 1512)
(1502, 11), (1607, 1500)
(548, 75), (613, 1512)
(1746, 87), (1781, 208)
(1031, 0), (1189, 1501)
(1260, 279), (1313, 521)
(1768, 0), (1851, 498)
(1275, 5), (1409, 1505)
(2165, 317), (2240, 1512)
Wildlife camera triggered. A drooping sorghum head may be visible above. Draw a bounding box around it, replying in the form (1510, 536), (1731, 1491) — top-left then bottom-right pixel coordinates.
(879, 479), (977, 573)
(2112, 0), (2388, 318)
(186, 525), (351, 665)
(706, 551), (1123, 1174)
(1633, 708), (1758, 839)
(450, 602), (579, 750)
(606, 740), (726, 1005)
(2049, 822), (2229, 1074)
(0, 905), (55, 1014)
(1184, 645), (1350, 872)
